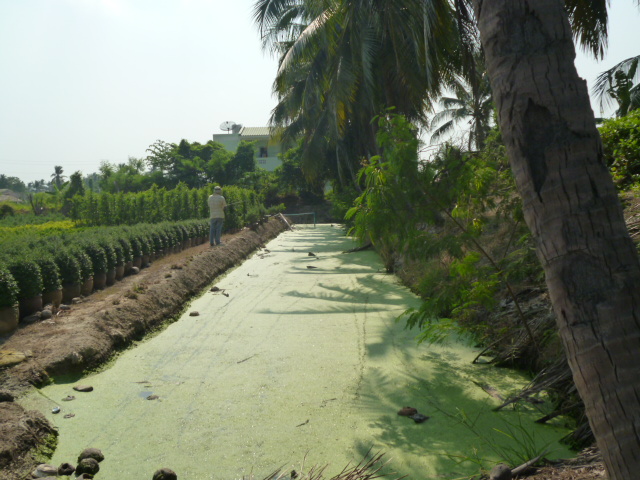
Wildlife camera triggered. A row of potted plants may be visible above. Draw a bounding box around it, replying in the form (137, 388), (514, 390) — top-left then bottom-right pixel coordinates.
(0, 219), (209, 335)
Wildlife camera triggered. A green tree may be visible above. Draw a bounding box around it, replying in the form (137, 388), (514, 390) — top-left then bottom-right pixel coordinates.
(226, 141), (257, 184)
(593, 55), (640, 117)
(50, 165), (66, 190)
(471, 1), (640, 477)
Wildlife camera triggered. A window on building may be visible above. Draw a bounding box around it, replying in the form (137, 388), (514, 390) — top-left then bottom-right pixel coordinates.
(259, 147), (268, 158)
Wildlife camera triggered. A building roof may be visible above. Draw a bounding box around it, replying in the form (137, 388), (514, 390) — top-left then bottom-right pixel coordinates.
(240, 127), (271, 137)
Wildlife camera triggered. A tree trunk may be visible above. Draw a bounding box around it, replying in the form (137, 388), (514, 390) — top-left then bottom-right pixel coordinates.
(472, 1), (640, 478)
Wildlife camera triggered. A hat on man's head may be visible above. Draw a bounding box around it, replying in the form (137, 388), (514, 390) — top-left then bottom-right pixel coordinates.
(214, 186), (222, 191)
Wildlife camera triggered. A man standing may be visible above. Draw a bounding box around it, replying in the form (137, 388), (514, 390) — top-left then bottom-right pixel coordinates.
(208, 186), (227, 246)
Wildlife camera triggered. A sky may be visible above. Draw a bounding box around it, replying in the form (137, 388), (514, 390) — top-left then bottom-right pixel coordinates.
(1, 0), (639, 185)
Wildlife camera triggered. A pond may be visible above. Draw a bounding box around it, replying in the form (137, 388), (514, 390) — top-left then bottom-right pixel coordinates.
(20, 225), (573, 479)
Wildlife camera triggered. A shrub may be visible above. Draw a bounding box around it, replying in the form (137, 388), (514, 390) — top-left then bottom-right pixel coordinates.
(0, 264), (19, 308)
(98, 238), (117, 270)
(53, 249), (82, 286)
(34, 255), (62, 293)
(117, 237), (133, 263)
(82, 243), (108, 275)
(72, 247), (94, 281)
(8, 257), (43, 300)
(600, 109), (640, 188)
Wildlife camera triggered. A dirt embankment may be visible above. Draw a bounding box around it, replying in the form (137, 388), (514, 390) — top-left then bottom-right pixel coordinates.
(0, 218), (287, 480)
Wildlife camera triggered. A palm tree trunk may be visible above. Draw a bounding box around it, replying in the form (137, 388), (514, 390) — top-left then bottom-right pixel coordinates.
(472, 1), (640, 478)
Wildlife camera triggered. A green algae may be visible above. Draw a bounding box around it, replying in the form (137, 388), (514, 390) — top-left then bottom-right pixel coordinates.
(20, 225), (573, 479)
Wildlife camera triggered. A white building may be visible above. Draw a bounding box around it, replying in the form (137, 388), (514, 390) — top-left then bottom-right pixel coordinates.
(213, 126), (283, 172)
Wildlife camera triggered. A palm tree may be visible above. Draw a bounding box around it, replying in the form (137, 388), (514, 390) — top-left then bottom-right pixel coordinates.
(471, 0), (640, 477)
(254, 0), (461, 187)
(50, 165), (66, 190)
(593, 55), (640, 117)
(429, 52), (493, 150)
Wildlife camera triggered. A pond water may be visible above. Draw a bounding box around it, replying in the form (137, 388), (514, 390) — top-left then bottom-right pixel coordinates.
(20, 225), (573, 479)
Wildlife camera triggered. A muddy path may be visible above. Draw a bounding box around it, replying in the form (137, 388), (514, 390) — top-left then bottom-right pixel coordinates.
(0, 218), (287, 479)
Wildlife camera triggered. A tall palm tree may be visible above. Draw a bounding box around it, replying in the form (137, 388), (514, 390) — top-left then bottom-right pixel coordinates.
(593, 55), (640, 117)
(470, 0), (640, 477)
(50, 165), (66, 190)
(429, 51), (492, 150)
(254, 0), (461, 187)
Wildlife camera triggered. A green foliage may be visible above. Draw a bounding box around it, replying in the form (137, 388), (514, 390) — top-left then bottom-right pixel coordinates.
(0, 204), (15, 219)
(81, 243), (108, 275)
(599, 109), (640, 188)
(348, 113), (537, 343)
(52, 249), (83, 286)
(0, 264), (19, 308)
(8, 257), (43, 299)
(33, 255), (62, 293)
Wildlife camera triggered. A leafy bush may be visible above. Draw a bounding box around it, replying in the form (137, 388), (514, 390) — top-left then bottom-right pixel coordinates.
(72, 247), (94, 281)
(53, 249), (82, 286)
(82, 243), (108, 275)
(34, 255), (62, 293)
(600, 109), (640, 188)
(8, 257), (43, 299)
(0, 264), (19, 308)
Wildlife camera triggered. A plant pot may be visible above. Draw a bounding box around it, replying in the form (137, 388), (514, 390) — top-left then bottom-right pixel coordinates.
(93, 272), (107, 290)
(63, 283), (82, 303)
(124, 261), (133, 275)
(19, 295), (42, 319)
(81, 277), (93, 296)
(0, 304), (19, 335)
(115, 265), (125, 280)
(141, 254), (150, 267)
(183, 240), (191, 249)
(133, 256), (142, 269)
(106, 268), (116, 286)
(42, 288), (63, 308)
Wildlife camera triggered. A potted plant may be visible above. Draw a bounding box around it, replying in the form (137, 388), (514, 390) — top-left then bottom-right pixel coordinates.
(53, 248), (83, 303)
(8, 256), (43, 318)
(0, 264), (19, 335)
(81, 243), (108, 290)
(35, 255), (63, 308)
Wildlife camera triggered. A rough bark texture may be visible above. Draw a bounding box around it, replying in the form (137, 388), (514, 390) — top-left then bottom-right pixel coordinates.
(473, 1), (640, 478)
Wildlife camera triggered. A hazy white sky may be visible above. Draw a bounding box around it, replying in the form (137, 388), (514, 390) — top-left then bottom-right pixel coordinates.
(1, 0), (639, 185)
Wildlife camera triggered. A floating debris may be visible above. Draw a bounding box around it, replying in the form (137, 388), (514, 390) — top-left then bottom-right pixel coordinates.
(410, 413), (429, 423)
(308, 252), (316, 257)
(397, 406), (417, 416)
(64, 413), (75, 419)
(52, 406), (61, 414)
(210, 286), (220, 292)
(306, 265), (318, 269)
(62, 395), (75, 402)
(189, 311), (200, 317)
(147, 394), (159, 400)
(222, 292), (229, 297)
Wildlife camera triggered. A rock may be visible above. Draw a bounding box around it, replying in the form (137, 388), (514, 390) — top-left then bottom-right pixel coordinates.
(72, 297), (83, 304)
(58, 462), (75, 475)
(67, 351), (83, 365)
(189, 311), (200, 317)
(22, 313), (41, 324)
(32, 464), (58, 477)
(0, 390), (15, 402)
(59, 304), (71, 310)
(397, 406), (418, 416)
(410, 413), (429, 423)
(489, 463), (512, 480)
(131, 266), (140, 274)
(76, 474), (94, 479)
(73, 385), (94, 392)
(77, 447), (104, 463)
(40, 309), (53, 319)
(153, 467), (178, 480)
(76, 457), (100, 475)
(0, 349), (27, 367)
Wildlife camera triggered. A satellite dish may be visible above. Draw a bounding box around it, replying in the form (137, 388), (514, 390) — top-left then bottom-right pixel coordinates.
(220, 121), (236, 133)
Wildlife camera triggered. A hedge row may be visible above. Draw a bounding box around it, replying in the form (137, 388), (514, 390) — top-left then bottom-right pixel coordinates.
(69, 183), (265, 229)
(0, 219), (210, 313)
